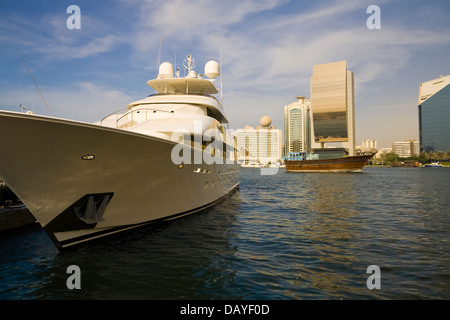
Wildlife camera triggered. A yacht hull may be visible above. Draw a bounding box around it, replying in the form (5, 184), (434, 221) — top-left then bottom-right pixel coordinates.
(0, 111), (240, 249)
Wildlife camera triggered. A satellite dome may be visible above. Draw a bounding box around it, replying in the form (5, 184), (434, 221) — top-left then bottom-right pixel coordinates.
(260, 116), (272, 127)
(204, 60), (220, 79)
(158, 62), (174, 79)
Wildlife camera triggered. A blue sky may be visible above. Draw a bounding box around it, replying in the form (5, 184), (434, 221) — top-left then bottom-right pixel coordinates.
(1, 0), (449, 148)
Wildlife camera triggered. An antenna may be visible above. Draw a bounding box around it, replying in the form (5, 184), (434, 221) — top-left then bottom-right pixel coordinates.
(183, 55), (196, 73)
(17, 49), (53, 116)
(157, 35), (162, 75)
(220, 48), (223, 104)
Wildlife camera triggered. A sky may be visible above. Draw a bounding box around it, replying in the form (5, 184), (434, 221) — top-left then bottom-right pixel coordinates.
(1, 0), (449, 148)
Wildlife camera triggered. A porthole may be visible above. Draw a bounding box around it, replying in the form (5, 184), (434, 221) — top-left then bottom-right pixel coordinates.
(81, 154), (95, 160)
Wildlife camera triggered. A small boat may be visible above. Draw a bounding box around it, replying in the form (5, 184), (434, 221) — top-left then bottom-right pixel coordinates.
(392, 161), (419, 167)
(424, 162), (443, 167)
(284, 153), (374, 173)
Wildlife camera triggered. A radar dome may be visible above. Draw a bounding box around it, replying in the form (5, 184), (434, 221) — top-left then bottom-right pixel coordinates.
(205, 60), (220, 79)
(159, 62), (174, 79)
(260, 116), (272, 127)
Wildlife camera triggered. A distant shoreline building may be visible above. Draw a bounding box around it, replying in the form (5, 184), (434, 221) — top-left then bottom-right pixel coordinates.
(362, 139), (377, 149)
(310, 60), (355, 157)
(374, 147), (392, 160)
(418, 74), (450, 152)
(283, 97), (311, 156)
(356, 139), (378, 155)
(392, 140), (420, 158)
(233, 116), (282, 165)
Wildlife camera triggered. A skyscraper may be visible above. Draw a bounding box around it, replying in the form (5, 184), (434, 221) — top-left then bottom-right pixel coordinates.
(418, 74), (450, 152)
(310, 61), (355, 156)
(283, 97), (311, 155)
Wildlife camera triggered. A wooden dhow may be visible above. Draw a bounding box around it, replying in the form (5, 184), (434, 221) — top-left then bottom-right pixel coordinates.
(285, 153), (374, 173)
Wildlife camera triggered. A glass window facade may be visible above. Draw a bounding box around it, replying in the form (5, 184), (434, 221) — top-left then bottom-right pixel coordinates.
(283, 98), (311, 155)
(311, 61), (349, 142)
(419, 84), (450, 152)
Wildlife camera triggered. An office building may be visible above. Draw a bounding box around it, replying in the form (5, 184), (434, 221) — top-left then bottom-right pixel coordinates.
(357, 139), (378, 155)
(418, 74), (450, 152)
(283, 97), (311, 155)
(362, 139), (377, 149)
(233, 116), (282, 165)
(392, 140), (420, 158)
(310, 60), (355, 157)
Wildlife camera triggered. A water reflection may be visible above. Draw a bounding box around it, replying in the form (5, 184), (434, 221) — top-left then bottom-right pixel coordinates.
(30, 188), (243, 299)
(0, 224), (58, 299)
(283, 172), (365, 298)
(2, 168), (450, 300)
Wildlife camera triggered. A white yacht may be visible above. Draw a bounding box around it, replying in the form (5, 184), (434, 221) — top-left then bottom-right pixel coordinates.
(0, 55), (240, 249)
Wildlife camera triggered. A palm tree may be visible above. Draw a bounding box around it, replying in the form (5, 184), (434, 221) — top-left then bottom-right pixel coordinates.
(436, 151), (445, 162)
(446, 150), (450, 161)
(419, 151), (428, 163)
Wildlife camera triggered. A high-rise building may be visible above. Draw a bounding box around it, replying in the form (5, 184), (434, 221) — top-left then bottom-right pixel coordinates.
(418, 74), (450, 152)
(357, 139), (378, 155)
(283, 97), (311, 155)
(362, 139), (377, 149)
(392, 140), (420, 158)
(233, 116), (282, 165)
(310, 60), (355, 156)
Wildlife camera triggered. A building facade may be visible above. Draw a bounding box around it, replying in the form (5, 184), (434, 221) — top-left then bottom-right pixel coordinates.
(362, 139), (377, 149)
(310, 60), (355, 156)
(283, 97), (311, 155)
(392, 140), (420, 158)
(233, 116), (282, 165)
(418, 74), (450, 152)
(356, 139), (378, 155)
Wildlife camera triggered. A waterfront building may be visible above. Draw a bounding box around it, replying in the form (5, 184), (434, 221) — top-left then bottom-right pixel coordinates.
(374, 147), (393, 159)
(362, 139), (377, 149)
(392, 140), (420, 158)
(418, 74), (450, 152)
(283, 97), (311, 155)
(233, 116), (282, 165)
(310, 60), (355, 157)
(356, 139), (378, 155)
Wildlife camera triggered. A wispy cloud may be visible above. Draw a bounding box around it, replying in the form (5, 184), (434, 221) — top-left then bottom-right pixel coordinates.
(0, 10), (125, 61)
(132, 0), (286, 48)
(125, 0), (450, 97)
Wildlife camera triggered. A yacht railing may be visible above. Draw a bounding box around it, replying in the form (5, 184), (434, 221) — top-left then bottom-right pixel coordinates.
(99, 108), (128, 125)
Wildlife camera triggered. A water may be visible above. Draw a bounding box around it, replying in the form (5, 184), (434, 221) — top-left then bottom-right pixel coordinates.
(1, 167), (450, 300)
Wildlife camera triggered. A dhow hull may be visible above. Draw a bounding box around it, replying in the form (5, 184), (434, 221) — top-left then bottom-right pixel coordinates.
(0, 111), (239, 249)
(285, 154), (374, 173)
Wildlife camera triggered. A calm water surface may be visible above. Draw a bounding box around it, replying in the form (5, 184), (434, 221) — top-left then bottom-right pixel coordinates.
(1, 167), (450, 300)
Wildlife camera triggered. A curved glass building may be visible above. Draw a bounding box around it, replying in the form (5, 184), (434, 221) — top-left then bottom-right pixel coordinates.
(418, 75), (450, 152)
